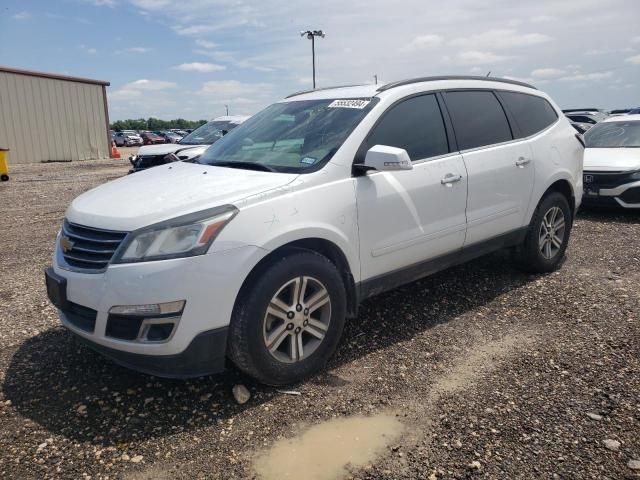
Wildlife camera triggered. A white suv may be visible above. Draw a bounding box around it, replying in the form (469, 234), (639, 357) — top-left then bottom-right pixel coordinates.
(46, 76), (583, 385)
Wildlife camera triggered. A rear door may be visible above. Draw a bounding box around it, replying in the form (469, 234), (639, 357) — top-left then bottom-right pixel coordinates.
(355, 93), (468, 282)
(442, 90), (534, 246)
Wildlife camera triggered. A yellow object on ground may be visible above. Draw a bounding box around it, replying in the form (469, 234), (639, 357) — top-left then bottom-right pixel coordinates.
(0, 148), (9, 181)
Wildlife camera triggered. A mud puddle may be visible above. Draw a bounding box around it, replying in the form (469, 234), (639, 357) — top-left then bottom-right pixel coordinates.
(254, 413), (404, 480)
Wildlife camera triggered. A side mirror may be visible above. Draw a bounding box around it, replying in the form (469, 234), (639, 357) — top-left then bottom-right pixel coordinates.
(363, 145), (413, 172)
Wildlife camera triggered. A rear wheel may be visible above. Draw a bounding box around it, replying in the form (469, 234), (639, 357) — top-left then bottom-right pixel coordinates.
(516, 191), (572, 273)
(228, 251), (346, 385)
(0, 174), (8, 181)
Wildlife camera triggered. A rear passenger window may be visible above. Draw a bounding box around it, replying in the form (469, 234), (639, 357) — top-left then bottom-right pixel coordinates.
(444, 90), (513, 150)
(366, 94), (449, 161)
(498, 91), (558, 138)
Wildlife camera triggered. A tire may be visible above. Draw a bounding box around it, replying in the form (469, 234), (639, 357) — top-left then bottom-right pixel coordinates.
(516, 191), (572, 273)
(0, 174), (8, 181)
(228, 250), (346, 385)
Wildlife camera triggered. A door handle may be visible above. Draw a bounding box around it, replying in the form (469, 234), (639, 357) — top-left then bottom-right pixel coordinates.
(515, 157), (531, 167)
(441, 174), (463, 185)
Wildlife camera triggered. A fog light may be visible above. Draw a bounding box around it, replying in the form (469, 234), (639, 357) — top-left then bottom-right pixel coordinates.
(109, 300), (185, 317)
(145, 323), (175, 341)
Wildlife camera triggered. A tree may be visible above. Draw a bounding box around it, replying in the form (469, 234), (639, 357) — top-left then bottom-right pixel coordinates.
(110, 118), (207, 131)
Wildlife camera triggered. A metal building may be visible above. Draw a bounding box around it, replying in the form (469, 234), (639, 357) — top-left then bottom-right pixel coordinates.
(0, 66), (110, 164)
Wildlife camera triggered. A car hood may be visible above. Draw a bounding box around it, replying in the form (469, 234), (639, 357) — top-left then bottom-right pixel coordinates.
(583, 148), (640, 172)
(66, 161), (299, 231)
(136, 143), (206, 156)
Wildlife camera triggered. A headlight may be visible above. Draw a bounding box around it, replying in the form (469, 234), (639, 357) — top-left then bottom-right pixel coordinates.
(113, 206), (238, 263)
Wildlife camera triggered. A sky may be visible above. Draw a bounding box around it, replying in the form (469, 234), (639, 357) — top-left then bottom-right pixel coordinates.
(1, 0), (639, 121)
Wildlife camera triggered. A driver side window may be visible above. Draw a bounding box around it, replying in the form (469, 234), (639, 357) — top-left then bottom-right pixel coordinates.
(366, 94), (450, 161)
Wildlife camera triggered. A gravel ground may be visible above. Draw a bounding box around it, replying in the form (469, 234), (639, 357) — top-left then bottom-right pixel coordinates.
(0, 157), (638, 480)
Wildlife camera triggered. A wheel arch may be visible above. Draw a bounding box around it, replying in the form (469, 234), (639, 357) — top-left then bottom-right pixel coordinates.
(528, 175), (577, 224)
(235, 237), (359, 319)
(542, 179), (576, 219)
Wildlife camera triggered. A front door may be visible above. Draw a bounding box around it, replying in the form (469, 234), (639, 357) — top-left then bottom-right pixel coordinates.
(354, 93), (468, 284)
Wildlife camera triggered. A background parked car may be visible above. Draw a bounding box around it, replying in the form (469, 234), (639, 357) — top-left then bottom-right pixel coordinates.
(141, 132), (165, 145)
(570, 121), (592, 134)
(565, 110), (609, 125)
(128, 115), (249, 173)
(114, 130), (143, 147)
(582, 115), (640, 208)
(158, 131), (183, 143)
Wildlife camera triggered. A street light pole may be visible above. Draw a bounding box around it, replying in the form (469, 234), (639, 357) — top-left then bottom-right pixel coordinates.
(300, 30), (325, 89)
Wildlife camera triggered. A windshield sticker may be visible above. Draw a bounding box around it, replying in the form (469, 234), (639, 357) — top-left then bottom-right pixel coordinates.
(327, 99), (371, 109)
(300, 156), (317, 165)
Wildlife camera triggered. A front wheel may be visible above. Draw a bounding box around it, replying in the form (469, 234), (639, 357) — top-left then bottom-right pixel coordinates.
(516, 191), (572, 273)
(227, 251), (346, 385)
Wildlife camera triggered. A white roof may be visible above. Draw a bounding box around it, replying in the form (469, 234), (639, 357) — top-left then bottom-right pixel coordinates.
(602, 114), (640, 123)
(283, 77), (540, 102)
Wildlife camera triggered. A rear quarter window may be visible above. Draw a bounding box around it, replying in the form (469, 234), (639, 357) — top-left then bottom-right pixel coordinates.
(498, 91), (558, 138)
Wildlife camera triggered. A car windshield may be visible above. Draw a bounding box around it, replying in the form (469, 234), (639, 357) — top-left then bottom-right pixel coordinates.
(585, 121), (640, 148)
(179, 121), (234, 145)
(197, 98), (377, 173)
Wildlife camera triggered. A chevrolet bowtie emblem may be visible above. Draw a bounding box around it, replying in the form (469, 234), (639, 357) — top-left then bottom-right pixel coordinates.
(60, 236), (75, 253)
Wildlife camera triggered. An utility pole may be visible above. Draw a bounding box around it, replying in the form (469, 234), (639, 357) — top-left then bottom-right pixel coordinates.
(300, 30), (325, 89)
(225, 104), (229, 116)
(374, 74), (378, 85)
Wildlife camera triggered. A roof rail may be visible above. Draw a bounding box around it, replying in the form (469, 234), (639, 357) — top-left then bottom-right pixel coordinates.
(376, 75), (537, 92)
(285, 84), (366, 99)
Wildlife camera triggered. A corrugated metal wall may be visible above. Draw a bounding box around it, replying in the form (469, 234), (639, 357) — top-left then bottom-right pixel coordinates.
(0, 70), (110, 164)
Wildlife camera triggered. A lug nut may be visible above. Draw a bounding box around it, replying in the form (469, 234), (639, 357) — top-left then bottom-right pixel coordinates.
(287, 323), (294, 330)
(304, 308), (309, 315)
(303, 320), (308, 326)
(296, 304), (302, 312)
(295, 327), (301, 334)
(287, 311), (294, 319)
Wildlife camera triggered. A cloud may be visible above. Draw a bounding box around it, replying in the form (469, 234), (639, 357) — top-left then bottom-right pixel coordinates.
(444, 50), (513, 66)
(79, 44), (98, 54)
(451, 29), (553, 49)
(173, 62), (226, 72)
(558, 71), (613, 82)
(530, 68), (566, 79)
(401, 34), (444, 52)
(633, 36), (640, 43)
(625, 54), (640, 65)
(111, 79), (177, 99)
(12, 11), (32, 20)
(85, 0), (116, 6)
(195, 39), (218, 49)
(117, 47), (152, 54)
(531, 15), (556, 23)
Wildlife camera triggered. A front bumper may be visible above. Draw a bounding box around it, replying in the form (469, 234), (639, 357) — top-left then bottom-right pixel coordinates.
(47, 244), (266, 376)
(582, 171), (640, 208)
(69, 324), (229, 378)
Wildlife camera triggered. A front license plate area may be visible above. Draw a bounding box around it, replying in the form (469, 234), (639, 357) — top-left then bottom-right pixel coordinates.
(45, 268), (68, 310)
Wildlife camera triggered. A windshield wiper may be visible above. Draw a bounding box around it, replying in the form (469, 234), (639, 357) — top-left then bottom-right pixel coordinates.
(209, 161), (277, 172)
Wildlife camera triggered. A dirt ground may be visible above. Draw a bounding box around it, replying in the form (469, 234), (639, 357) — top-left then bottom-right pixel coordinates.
(0, 157), (638, 480)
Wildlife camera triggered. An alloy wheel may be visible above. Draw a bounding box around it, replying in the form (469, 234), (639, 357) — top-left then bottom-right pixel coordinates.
(538, 206), (566, 260)
(262, 276), (331, 363)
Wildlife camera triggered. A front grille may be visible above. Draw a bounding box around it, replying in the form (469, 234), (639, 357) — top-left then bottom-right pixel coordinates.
(61, 221), (128, 271)
(135, 154), (170, 170)
(62, 301), (97, 333)
(583, 170), (637, 189)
